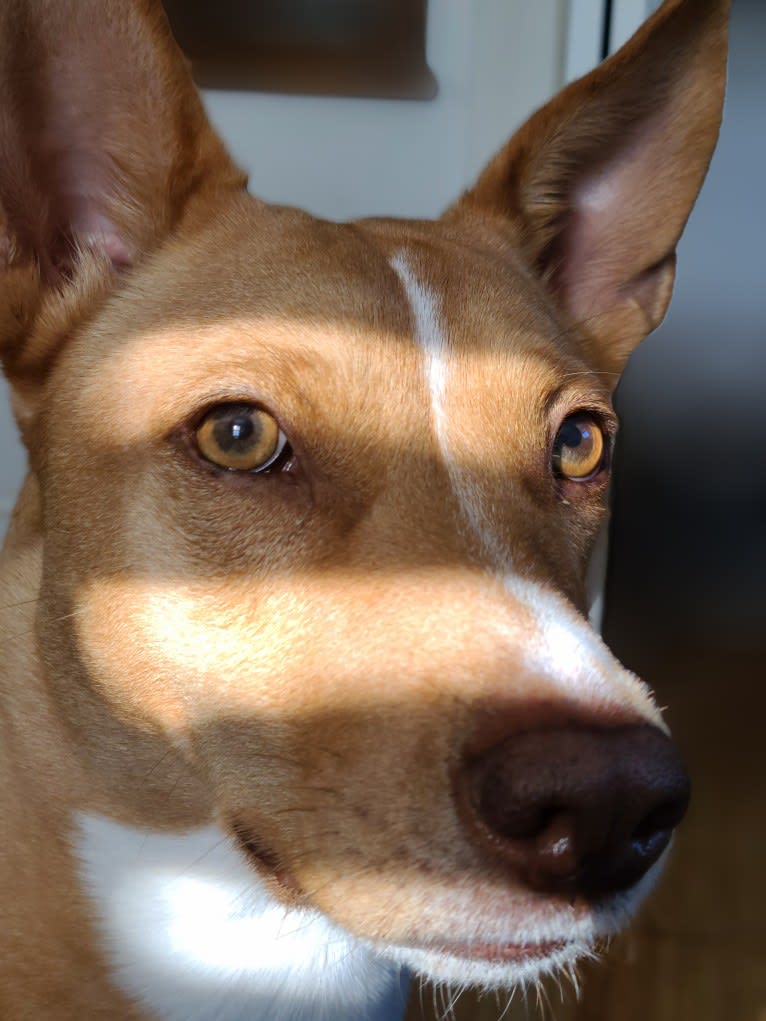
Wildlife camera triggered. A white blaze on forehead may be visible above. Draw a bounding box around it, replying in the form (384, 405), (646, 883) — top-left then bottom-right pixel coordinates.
(387, 253), (652, 721)
(502, 573), (663, 727)
(389, 251), (509, 569)
(388, 253), (643, 722)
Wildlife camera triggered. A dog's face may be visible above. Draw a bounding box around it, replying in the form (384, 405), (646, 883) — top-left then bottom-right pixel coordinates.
(0, 0), (728, 991)
(36, 203), (653, 980)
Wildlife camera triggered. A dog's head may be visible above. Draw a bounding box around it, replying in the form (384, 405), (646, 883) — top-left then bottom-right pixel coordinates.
(0, 0), (728, 990)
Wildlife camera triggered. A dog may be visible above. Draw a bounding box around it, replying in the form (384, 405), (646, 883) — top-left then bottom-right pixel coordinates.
(0, 1), (729, 1018)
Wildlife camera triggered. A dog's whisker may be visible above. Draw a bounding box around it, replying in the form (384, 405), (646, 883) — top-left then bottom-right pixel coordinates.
(1, 604), (87, 645)
(444, 981), (456, 1021)
(444, 979), (467, 1020)
(158, 766), (191, 817)
(0, 627), (37, 646)
(435, 982), (447, 1021)
(433, 980), (443, 1021)
(175, 835), (232, 877)
(555, 368), (622, 382)
(300, 861), (380, 904)
(241, 750), (302, 769)
(541, 973), (556, 1021)
(566, 961), (583, 1002)
(0, 596), (40, 611)
(496, 984), (516, 1021)
(269, 804), (322, 817)
(139, 747), (175, 784)
(552, 965), (565, 1005)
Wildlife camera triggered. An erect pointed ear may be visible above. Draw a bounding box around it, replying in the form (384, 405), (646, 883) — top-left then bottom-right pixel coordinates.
(0, 0), (246, 422)
(446, 0), (730, 379)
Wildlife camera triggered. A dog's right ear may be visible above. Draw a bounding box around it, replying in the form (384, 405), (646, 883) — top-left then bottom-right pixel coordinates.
(0, 0), (245, 427)
(446, 0), (729, 380)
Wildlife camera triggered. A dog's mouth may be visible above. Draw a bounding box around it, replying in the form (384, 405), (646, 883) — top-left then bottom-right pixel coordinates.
(232, 822), (308, 906)
(231, 817), (610, 990)
(428, 938), (569, 964)
(387, 933), (585, 988)
(410, 935), (571, 963)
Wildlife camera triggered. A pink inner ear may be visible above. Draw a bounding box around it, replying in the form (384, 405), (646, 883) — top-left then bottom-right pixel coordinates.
(69, 205), (135, 269)
(2, 1), (243, 284)
(37, 79), (137, 271)
(5, 14), (182, 276)
(554, 95), (688, 335)
(559, 121), (666, 325)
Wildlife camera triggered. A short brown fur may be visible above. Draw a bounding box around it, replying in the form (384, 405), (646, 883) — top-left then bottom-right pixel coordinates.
(0, 1), (728, 1016)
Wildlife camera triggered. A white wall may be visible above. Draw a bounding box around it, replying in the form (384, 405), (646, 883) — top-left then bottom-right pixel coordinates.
(609, 0), (660, 51)
(202, 0), (567, 221)
(0, 0), (571, 536)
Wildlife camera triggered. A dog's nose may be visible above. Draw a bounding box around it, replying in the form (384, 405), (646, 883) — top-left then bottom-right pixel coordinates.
(462, 724), (690, 898)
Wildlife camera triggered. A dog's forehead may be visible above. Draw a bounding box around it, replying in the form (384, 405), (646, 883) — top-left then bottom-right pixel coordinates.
(60, 196), (591, 446)
(359, 215), (566, 352)
(120, 195), (569, 362)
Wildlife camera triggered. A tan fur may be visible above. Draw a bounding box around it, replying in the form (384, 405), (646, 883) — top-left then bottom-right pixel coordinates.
(0, 1), (729, 1016)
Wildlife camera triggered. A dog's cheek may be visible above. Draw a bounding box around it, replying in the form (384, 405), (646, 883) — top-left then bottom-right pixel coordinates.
(68, 574), (353, 790)
(70, 575), (466, 853)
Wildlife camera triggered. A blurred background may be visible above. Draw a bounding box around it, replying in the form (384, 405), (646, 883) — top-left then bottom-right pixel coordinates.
(608, 0), (766, 658)
(1, 1), (762, 1017)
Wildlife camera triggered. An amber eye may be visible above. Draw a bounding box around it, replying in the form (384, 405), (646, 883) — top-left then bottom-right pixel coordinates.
(552, 414), (606, 481)
(195, 403), (287, 472)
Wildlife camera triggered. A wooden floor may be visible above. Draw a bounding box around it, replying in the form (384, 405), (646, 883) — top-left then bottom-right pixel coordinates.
(405, 647), (766, 1021)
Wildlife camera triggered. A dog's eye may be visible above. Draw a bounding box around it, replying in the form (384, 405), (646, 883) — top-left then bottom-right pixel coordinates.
(195, 404), (287, 472)
(552, 414), (606, 481)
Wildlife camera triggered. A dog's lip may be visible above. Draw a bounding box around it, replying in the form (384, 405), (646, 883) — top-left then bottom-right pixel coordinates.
(232, 823), (308, 905)
(419, 938), (570, 963)
(233, 825), (574, 965)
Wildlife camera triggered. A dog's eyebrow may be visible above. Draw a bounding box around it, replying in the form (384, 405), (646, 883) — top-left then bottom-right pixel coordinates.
(541, 379), (616, 421)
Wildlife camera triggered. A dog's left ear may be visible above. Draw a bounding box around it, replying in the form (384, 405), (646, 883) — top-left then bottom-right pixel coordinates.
(0, 0), (245, 279)
(447, 0), (730, 378)
(0, 0), (245, 430)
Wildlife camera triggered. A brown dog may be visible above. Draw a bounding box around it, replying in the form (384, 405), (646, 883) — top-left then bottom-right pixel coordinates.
(0, 1), (728, 1019)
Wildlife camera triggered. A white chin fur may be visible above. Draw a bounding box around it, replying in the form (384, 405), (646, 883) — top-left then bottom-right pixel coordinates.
(75, 814), (401, 1021)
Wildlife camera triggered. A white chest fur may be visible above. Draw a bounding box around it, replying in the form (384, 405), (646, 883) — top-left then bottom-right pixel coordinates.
(75, 814), (404, 1021)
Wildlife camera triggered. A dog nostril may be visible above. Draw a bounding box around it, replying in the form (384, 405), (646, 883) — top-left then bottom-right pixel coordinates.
(632, 798), (687, 841)
(462, 724), (690, 898)
(532, 811), (581, 882)
(628, 794), (688, 864)
(530, 804), (564, 840)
